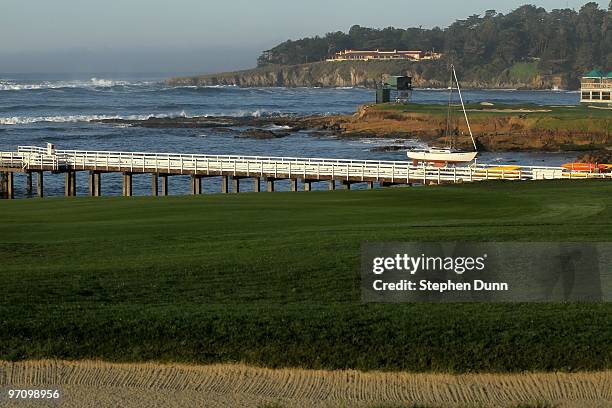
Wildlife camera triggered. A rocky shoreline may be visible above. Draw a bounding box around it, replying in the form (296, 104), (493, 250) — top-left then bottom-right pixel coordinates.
(93, 104), (611, 156)
(166, 61), (572, 90)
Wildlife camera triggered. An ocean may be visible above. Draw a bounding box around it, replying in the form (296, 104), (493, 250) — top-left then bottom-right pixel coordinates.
(0, 73), (581, 197)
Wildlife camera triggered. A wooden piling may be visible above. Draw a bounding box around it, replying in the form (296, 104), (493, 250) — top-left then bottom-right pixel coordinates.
(65, 172), (76, 197)
(221, 176), (229, 194)
(26, 171), (33, 195)
(37, 171), (44, 198)
(253, 177), (261, 193)
(160, 175), (168, 196)
(290, 179), (298, 192)
(303, 179), (312, 192)
(266, 178), (275, 192)
(89, 172), (101, 197)
(151, 174), (159, 196)
(328, 180), (335, 191)
(0, 172), (6, 198)
(232, 177), (240, 193)
(89, 172), (95, 196)
(122, 173), (132, 197)
(191, 175), (202, 195)
(94, 173), (101, 196)
(6, 172), (14, 199)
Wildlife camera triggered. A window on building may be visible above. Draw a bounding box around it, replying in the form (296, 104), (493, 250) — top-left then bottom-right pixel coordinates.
(603, 92), (611, 101)
(582, 92), (591, 100)
(592, 92), (601, 100)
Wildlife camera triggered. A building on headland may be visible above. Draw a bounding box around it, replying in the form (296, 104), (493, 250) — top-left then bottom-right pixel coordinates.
(326, 49), (442, 62)
(580, 70), (612, 105)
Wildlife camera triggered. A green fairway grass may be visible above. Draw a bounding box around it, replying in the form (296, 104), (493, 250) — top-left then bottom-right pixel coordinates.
(0, 180), (610, 372)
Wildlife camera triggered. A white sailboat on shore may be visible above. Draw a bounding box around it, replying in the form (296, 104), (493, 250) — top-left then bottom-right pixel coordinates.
(407, 65), (478, 164)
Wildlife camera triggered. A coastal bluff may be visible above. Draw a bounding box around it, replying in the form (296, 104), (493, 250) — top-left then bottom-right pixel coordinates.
(166, 61), (569, 90)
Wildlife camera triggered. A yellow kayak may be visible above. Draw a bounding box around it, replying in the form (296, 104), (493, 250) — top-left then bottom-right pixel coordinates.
(474, 166), (522, 178)
(485, 166), (522, 171)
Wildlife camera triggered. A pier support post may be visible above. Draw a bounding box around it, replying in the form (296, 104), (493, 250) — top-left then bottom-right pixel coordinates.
(266, 178), (275, 193)
(221, 176), (229, 194)
(89, 172), (94, 196)
(160, 175), (168, 196)
(303, 179), (312, 192)
(64, 172), (69, 196)
(191, 175), (202, 195)
(151, 174), (159, 196)
(367, 181), (374, 190)
(0, 172), (6, 198)
(290, 179), (298, 192)
(6, 172), (14, 199)
(122, 173), (133, 197)
(253, 177), (261, 193)
(89, 172), (101, 197)
(37, 171), (44, 198)
(232, 177), (240, 193)
(342, 181), (351, 190)
(95, 173), (101, 196)
(26, 171), (33, 195)
(328, 180), (335, 191)
(64, 172), (76, 197)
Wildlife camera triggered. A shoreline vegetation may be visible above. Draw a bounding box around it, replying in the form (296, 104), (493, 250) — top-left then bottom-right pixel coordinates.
(1, 181), (611, 372)
(96, 102), (612, 155)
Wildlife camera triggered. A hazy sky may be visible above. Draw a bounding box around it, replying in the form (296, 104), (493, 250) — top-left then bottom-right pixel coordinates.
(1, 0), (608, 74)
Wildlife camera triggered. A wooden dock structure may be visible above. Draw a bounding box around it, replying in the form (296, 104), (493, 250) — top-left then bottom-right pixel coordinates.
(1, 145), (611, 199)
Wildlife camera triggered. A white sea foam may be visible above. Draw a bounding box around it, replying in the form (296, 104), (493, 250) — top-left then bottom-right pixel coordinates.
(0, 78), (152, 91)
(266, 124), (292, 131)
(0, 109), (282, 125)
(0, 111), (188, 125)
(202, 109), (283, 118)
(89, 78), (131, 87)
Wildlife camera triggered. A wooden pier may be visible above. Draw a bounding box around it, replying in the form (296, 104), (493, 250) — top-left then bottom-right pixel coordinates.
(1, 145), (611, 199)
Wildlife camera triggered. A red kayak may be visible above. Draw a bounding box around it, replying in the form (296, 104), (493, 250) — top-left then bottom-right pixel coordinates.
(562, 163), (607, 172)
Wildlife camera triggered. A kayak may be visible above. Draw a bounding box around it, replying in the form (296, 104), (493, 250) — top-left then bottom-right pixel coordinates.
(562, 163), (606, 172)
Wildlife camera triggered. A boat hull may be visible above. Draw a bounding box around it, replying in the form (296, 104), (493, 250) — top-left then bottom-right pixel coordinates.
(407, 151), (478, 164)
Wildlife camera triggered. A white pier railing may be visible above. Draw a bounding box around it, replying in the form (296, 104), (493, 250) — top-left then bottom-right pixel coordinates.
(1, 145), (611, 183)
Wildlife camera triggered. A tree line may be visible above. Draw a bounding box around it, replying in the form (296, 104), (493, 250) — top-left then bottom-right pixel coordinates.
(258, 2), (611, 84)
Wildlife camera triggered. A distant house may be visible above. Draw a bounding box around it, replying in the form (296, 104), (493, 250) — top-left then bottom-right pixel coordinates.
(327, 49), (442, 62)
(580, 70), (612, 105)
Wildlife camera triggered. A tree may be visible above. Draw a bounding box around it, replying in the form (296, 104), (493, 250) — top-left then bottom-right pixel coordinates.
(256, 1), (610, 84)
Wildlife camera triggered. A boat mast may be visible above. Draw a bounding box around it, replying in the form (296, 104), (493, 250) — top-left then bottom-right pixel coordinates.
(445, 69), (454, 149)
(452, 65), (477, 151)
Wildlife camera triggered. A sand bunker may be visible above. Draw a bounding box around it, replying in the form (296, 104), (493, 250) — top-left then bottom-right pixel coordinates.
(0, 360), (610, 407)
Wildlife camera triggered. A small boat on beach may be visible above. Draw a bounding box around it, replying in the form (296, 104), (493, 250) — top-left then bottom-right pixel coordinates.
(407, 64), (478, 165)
(407, 147), (477, 164)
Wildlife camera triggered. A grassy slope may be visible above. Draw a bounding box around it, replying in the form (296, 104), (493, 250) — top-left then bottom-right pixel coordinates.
(0, 181), (611, 372)
(372, 103), (612, 139)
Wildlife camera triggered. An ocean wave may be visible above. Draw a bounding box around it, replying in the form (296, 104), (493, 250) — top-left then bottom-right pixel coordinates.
(0, 109), (285, 125)
(202, 109), (285, 118)
(0, 111), (188, 125)
(0, 78), (155, 91)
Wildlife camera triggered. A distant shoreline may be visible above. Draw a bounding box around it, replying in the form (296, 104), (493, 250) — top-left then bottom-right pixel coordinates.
(167, 61), (575, 90)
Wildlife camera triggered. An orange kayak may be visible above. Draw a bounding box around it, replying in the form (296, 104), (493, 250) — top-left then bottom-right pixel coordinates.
(562, 163), (607, 172)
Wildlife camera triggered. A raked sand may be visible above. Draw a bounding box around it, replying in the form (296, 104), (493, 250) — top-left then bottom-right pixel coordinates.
(0, 360), (610, 407)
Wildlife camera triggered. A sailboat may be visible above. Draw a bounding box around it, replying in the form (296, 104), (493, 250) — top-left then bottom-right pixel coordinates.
(407, 65), (478, 164)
